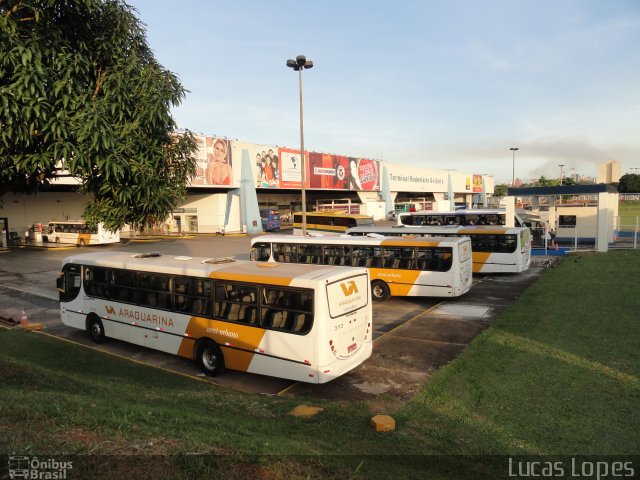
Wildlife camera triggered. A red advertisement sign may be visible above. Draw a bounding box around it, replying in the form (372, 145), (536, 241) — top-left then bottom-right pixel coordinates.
(472, 175), (483, 193)
(308, 153), (349, 189)
(349, 158), (379, 191)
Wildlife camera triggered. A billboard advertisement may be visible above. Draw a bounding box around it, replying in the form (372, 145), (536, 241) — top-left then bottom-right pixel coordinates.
(190, 136), (233, 186)
(278, 147), (307, 189)
(188, 136), (380, 192)
(472, 174), (483, 193)
(349, 158), (379, 191)
(308, 153), (349, 189)
(252, 146), (280, 188)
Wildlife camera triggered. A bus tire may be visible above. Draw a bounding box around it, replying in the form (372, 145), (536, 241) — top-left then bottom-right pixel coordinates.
(55, 237), (60, 244)
(86, 314), (106, 344)
(196, 339), (225, 376)
(371, 280), (390, 302)
(78, 238), (85, 247)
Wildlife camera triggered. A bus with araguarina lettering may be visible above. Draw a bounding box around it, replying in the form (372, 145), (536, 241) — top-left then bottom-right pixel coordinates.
(57, 252), (372, 383)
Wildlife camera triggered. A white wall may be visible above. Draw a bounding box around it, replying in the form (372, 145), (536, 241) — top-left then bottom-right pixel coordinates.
(1, 192), (88, 235)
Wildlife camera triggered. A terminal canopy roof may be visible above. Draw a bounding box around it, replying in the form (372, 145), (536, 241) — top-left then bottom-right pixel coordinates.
(507, 184), (617, 197)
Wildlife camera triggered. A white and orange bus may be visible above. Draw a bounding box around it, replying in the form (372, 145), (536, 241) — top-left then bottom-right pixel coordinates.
(57, 252), (372, 383)
(346, 225), (531, 273)
(250, 234), (472, 301)
(45, 221), (120, 246)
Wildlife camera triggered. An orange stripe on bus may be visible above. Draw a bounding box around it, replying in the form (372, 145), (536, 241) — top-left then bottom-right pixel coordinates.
(207, 272), (294, 286)
(177, 317), (267, 372)
(472, 252), (492, 273)
(379, 239), (441, 247)
(369, 269), (422, 296)
(458, 229), (508, 235)
(78, 234), (92, 244)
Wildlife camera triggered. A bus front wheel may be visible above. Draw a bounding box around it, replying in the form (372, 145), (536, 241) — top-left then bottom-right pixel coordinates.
(196, 340), (225, 376)
(78, 238), (85, 247)
(86, 315), (106, 343)
(371, 280), (390, 302)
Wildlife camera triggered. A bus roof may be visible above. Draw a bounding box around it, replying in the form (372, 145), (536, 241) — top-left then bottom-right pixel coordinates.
(254, 233), (470, 247)
(63, 252), (365, 283)
(399, 209), (506, 216)
(346, 225), (527, 235)
(49, 220), (89, 224)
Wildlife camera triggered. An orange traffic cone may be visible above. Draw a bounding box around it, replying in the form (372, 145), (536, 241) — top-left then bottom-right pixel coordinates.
(20, 309), (29, 326)
(18, 308), (44, 331)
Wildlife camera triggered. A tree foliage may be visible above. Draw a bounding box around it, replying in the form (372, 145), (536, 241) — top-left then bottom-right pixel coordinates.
(493, 183), (509, 197)
(0, 0), (197, 230)
(618, 174), (640, 193)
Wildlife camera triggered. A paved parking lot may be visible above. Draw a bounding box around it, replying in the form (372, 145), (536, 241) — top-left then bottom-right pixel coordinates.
(0, 234), (547, 404)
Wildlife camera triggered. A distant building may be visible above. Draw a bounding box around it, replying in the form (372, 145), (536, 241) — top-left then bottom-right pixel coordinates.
(571, 173), (596, 184)
(596, 160), (621, 184)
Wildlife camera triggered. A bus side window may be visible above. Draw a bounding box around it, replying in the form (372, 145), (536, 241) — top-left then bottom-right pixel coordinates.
(433, 248), (453, 271)
(251, 243), (271, 262)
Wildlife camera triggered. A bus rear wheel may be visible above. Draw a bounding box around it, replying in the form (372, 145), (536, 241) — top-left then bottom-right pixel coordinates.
(78, 238), (85, 247)
(196, 340), (225, 376)
(371, 280), (390, 302)
(87, 315), (106, 343)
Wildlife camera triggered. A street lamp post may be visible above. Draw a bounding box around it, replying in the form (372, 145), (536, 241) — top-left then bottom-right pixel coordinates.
(510, 147), (519, 187)
(558, 164), (565, 204)
(286, 54), (313, 235)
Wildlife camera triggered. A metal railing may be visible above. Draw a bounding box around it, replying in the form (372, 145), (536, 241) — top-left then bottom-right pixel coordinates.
(530, 217), (640, 252)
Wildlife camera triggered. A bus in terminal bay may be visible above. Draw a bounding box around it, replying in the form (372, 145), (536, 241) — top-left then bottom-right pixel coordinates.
(347, 225), (531, 273)
(397, 209), (521, 227)
(57, 252), (372, 383)
(292, 211), (374, 235)
(250, 234), (472, 301)
(44, 220), (120, 246)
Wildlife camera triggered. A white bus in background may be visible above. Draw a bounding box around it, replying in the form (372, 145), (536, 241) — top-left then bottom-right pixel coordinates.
(57, 252), (372, 383)
(45, 220), (120, 246)
(397, 209), (511, 226)
(397, 209), (545, 247)
(250, 234), (472, 301)
(346, 225), (531, 273)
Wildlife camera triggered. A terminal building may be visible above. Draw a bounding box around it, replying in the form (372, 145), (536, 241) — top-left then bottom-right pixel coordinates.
(1, 134), (495, 237)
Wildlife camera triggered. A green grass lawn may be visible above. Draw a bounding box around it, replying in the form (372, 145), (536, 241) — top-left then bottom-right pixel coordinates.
(619, 200), (640, 228)
(1, 250), (639, 479)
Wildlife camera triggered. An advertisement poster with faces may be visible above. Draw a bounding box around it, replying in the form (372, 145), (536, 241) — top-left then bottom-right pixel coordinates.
(187, 136), (380, 192)
(190, 135), (233, 186)
(251, 145), (280, 188)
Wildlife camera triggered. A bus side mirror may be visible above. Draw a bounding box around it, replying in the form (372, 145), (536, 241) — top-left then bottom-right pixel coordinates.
(56, 274), (64, 292)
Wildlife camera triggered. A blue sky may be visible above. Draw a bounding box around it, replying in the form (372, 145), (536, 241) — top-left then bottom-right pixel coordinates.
(130, 0), (640, 184)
